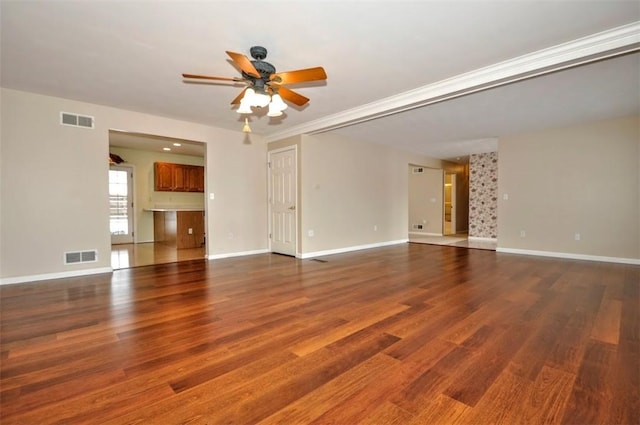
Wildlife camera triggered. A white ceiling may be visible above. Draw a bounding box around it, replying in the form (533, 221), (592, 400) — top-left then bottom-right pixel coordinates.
(2, 1), (639, 162)
(109, 130), (207, 157)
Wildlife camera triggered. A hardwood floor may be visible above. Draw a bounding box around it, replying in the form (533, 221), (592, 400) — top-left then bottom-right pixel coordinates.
(1, 244), (638, 424)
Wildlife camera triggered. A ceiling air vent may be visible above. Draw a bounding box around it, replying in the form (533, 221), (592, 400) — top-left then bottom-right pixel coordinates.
(65, 250), (98, 265)
(60, 112), (94, 129)
(412, 167), (424, 174)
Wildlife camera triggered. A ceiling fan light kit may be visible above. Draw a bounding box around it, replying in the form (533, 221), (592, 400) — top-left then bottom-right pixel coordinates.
(237, 98), (253, 114)
(182, 46), (326, 131)
(271, 93), (288, 111)
(239, 87), (271, 110)
(266, 93), (288, 117)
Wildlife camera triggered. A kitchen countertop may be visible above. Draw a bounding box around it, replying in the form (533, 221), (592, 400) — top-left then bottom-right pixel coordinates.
(144, 207), (205, 212)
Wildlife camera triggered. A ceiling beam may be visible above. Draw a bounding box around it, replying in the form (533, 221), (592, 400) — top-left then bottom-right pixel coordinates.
(264, 21), (640, 143)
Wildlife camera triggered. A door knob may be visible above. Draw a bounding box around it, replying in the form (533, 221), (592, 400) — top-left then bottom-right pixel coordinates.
(288, 205), (296, 210)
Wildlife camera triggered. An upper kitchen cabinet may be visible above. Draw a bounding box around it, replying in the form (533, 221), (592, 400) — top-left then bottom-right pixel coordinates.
(154, 162), (204, 192)
(155, 162), (174, 191)
(187, 165), (205, 192)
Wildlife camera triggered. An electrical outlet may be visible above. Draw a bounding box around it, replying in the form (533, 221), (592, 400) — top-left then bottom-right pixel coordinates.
(520, 230), (526, 238)
(308, 229), (315, 237)
(188, 228), (193, 235)
(373, 225), (378, 231)
(574, 233), (581, 241)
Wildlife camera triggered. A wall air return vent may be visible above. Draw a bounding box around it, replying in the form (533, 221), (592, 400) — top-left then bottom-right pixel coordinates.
(65, 250), (98, 265)
(412, 167), (424, 174)
(60, 112), (95, 129)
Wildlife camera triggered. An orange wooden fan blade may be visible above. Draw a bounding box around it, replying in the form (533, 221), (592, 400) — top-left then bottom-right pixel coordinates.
(230, 88), (247, 105)
(226, 51), (260, 79)
(277, 86), (309, 106)
(271, 67), (327, 84)
(182, 73), (242, 82)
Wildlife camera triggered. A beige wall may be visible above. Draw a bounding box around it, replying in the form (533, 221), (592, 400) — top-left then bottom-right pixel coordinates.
(108, 146), (205, 243)
(268, 134), (450, 255)
(408, 161), (467, 236)
(298, 133), (445, 254)
(498, 115), (639, 260)
(408, 166), (444, 234)
(1, 88), (268, 281)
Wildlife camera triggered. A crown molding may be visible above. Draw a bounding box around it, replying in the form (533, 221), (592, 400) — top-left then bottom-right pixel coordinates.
(264, 21), (640, 143)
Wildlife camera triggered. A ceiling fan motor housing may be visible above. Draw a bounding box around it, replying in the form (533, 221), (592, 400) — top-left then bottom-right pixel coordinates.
(250, 46), (267, 60)
(243, 46), (276, 83)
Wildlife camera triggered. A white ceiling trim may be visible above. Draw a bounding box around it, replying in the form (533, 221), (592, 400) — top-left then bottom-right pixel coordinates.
(264, 21), (640, 143)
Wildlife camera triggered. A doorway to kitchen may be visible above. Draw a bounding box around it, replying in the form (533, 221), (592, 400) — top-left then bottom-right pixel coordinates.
(108, 130), (206, 269)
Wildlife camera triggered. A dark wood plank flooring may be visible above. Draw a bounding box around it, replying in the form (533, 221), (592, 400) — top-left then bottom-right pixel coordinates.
(1, 244), (638, 424)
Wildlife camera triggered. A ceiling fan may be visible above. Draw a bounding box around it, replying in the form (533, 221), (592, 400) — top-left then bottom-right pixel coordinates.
(182, 46), (327, 118)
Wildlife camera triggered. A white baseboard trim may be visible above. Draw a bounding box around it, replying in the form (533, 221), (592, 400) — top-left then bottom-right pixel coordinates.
(0, 267), (113, 286)
(208, 249), (270, 260)
(496, 247), (640, 265)
(469, 237), (498, 242)
(299, 239), (408, 259)
(408, 232), (443, 237)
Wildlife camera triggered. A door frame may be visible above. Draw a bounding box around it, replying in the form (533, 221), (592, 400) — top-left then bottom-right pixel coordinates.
(444, 172), (456, 235)
(109, 163), (136, 244)
(267, 145), (298, 256)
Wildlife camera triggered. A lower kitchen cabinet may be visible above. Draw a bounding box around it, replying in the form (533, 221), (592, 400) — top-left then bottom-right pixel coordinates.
(153, 210), (205, 249)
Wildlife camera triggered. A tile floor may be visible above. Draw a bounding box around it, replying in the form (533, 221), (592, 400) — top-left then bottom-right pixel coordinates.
(111, 242), (205, 269)
(408, 233), (497, 251)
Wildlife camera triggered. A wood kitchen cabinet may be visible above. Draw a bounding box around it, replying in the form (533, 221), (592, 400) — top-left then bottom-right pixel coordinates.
(187, 165), (205, 192)
(172, 165), (188, 191)
(154, 162), (204, 192)
(154, 162), (174, 191)
(176, 211), (205, 249)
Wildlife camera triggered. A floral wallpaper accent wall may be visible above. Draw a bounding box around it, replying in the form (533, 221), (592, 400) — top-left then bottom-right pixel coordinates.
(469, 152), (498, 239)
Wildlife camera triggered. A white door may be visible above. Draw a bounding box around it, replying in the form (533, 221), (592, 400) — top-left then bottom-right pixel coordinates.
(269, 148), (297, 256)
(109, 165), (134, 244)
